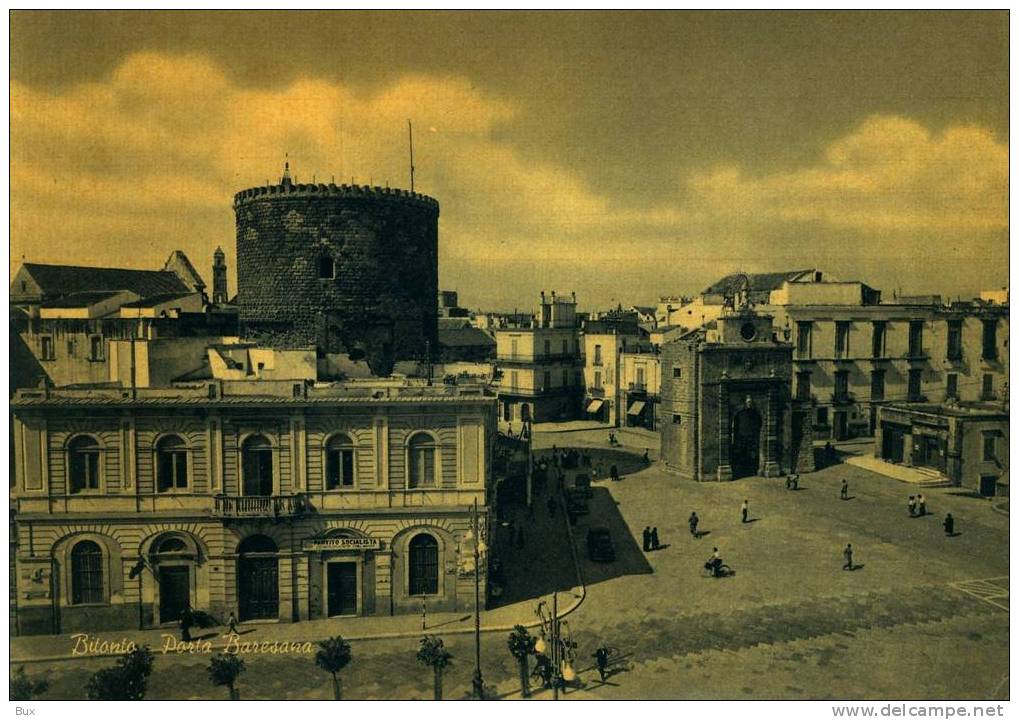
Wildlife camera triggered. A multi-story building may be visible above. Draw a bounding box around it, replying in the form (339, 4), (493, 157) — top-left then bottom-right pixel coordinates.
(581, 320), (640, 425)
(668, 270), (1009, 442)
(11, 379), (497, 635)
(494, 291), (583, 423)
(876, 401), (1008, 496)
(618, 346), (661, 430)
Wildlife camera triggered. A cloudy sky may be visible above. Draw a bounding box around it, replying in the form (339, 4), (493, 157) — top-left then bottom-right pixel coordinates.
(10, 11), (1008, 309)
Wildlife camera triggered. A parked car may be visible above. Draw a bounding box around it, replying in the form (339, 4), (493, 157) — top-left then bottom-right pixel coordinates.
(566, 487), (590, 516)
(573, 473), (593, 498)
(586, 526), (615, 562)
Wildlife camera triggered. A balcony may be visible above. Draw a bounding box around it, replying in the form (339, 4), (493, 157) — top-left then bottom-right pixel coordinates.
(628, 382), (647, 392)
(589, 387), (606, 398)
(498, 353), (581, 365)
(831, 391), (855, 405)
(214, 494), (308, 518)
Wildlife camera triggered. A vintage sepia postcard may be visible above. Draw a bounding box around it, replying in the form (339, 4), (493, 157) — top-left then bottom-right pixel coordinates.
(7, 9), (1010, 709)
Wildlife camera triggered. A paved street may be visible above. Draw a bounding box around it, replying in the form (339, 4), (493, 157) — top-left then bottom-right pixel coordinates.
(13, 424), (1009, 699)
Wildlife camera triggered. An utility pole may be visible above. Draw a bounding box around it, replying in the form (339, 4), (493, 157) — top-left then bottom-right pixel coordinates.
(552, 591), (559, 701)
(408, 119), (416, 193)
(471, 498), (484, 699)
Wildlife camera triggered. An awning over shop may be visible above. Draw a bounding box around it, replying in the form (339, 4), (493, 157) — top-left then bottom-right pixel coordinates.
(586, 399), (604, 414)
(627, 401), (646, 416)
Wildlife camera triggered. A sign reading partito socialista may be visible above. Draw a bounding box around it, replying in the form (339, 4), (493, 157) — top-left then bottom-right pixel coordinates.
(302, 537), (382, 551)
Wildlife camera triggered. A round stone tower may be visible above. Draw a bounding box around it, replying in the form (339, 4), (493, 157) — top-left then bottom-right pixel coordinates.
(233, 164), (439, 376)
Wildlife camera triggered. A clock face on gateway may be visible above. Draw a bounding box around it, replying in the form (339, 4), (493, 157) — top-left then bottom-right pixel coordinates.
(740, 322), (757, 342)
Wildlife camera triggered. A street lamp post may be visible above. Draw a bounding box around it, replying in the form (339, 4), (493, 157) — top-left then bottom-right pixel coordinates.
(469, 498), (487, 699)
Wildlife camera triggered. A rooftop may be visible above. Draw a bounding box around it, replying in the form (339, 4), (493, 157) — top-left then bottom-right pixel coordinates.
(17, 262), (191, 300)
(39, 291), (124, 308)
(119, 292), (199, 309)
(13, 380), (496, 408)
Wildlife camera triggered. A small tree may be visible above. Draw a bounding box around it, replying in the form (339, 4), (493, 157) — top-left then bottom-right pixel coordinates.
(85, 646), (154, 700)
(208, 653), (246, 700)
(10, 666), (48, 701)
(416, 635), (453, 701)
(507, 625), (535, 698)
(315, 636), (352, 700)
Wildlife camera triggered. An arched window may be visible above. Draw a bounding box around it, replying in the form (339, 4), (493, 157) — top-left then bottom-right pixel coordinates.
(318, 255), (335, 279)
(325, 434), (355, 490)
(156, 435), (188, 492)
(407, 433), (436, 488)
(71, 540), (104, 604)
(156, 537), (188, 554)
(68, 436), (100, 494)
(242, 435), (273, 497)
(408, 534), (439, 596)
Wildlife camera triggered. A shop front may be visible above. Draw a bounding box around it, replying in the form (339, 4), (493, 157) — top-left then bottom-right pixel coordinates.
(305, 533), (380, 619)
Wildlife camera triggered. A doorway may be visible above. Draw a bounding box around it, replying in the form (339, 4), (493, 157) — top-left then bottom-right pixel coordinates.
(915, 435), (945, 472)
(881, 424), (906, 463)
(159, 566), (190, 624)
(327, 562), (358, 617)
(731, 408), (762, 478)
(241, 435), (273, 496)
(834, 411), (848, 441)
(237, 535), (279, 621)
(980, 475), (998, 497)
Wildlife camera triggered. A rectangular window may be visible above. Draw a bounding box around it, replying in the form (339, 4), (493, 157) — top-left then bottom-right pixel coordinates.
(562, 369), (569, 386)
(908, 369), (923, 401)
(796, 322), (812, 359)
(870, 370), (885, 401)
(544, 339), (551, 356)
(510, 339), (518, 359)
(67, 339), (76, 357)
(983, 320), (998, 360)
(871, 322), (886, 358)
(40, 335), (55, 361)
(561, 339), (568, 355)
(946, 373), (958, 399)
(835, 321), (850, 358)
(409, 447), (435, 487)
(672, 414), (681, 425)
(593, 370), (602, 389)
(636, 366), (646, 388)
(982, 432), (996, 462)
(594, 344), (603, 366)
(816, 407), (828, 426)
(908, 321), (924, 358)
(796, 371), (811, 401)
(157, 450), (188, 492)
(90, 335), (104, 361)
(834, 371), (849, 401)
(510, 371), (519, 390)
(672, 367), (682, 379)
(543, 370), (551, 390)
(946, 320), (963, 361)
(326, 449), (355, 489)
(982, 373), (994, 399)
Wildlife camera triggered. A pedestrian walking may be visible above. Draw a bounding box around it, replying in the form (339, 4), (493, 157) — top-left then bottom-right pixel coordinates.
(943, 513), (955, 536)
(225, 611), (238, 636)
(917, 494), (927, 516)
(594, 646), (610, 682)
(689, 511), (699, 538)
(180, 606), (194, 642)
(610, 464), (620, 482)
(642, 526), (651, 552)
(547, 494), (557, 518)
(651, 527), (660, 550)
(840, 479), (849, 500)
(643, 448), (650, 463)
(741, 499), (749, 523)
(908, 495), (917, 517)
(842, 543), (854, 571)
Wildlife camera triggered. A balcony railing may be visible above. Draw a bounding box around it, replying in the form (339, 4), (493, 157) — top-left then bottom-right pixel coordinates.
(589, 387), (605, 398)
(499, 353), (581, 363)
(628, 382), (647, 392)
(214, 494), (308, 518)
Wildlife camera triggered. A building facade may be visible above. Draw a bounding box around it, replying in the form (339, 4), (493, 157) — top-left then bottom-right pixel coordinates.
(582, 321), (640, 425)
(876, 402), (1008, 496)
(618, 347), (661, 430)
(11, 381), (497, 636)
(494, 292), (583, 423)
(659, 309), (813, 481)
